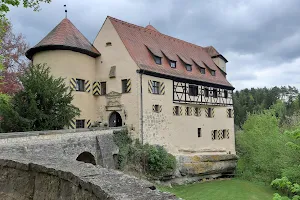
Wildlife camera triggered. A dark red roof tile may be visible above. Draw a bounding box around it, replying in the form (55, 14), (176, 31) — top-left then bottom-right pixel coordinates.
(26, 18), (100, 59)
(108, 16), (233, 88)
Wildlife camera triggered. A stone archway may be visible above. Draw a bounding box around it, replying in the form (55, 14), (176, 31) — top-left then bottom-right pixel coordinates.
(76, 151), (96, 165)
(109, 111), (122, 127)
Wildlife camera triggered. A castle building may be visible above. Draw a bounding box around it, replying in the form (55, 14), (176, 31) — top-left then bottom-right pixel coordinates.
(26, 16), (235, 154)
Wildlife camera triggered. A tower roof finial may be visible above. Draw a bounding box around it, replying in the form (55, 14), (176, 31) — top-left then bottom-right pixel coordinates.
(64, 5), (67, 18)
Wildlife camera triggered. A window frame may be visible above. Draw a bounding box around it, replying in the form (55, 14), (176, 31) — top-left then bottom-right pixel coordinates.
(186, 64), (192, 71)
(122, 79), (128, 93)
(204, 88), (209, 97)
(195, 107), (199, 116)
(100, 82), (106, 95)
(174, 106), (180, 116)
(170, 60), (176, 68)
(224, 90), (228, 98)
(154, 56), (162, 65)
(200, 67), (205, 74)
(76, 79), (85, 92)
(228, 109), (232, 118)
(222, 129), (226, 139)
(189, 85), (198, 96)
(154, 104), (160, 113)
(213, 89), (218, 98)
(208, 107), (212, 118)
(76, 119), (85, 129)
(152, 81), (160, 94)
(213, 130), (217, 140)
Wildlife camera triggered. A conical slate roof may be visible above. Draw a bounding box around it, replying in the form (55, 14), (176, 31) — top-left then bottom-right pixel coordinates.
(26, 18), (100, 59)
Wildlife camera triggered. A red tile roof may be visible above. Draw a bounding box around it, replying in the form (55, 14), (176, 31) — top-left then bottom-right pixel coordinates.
(108, 16), (233, 88)
(26, 18), (100, 59)
(204, 46), (228, 63)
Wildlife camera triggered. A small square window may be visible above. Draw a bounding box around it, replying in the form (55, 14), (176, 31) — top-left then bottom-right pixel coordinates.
(212, 130), (217, 140)
(200, 67), (205, 74)
(224, 90), (228, 98)
(153, 105), (160, 112)
(198, 128), (201, 138)
(204, 88), (209, 97)
(101, 82), (106, 95)
(122, 79), (129, 93)
(170, 60), (176, 68)
(186, 107), (192, 116)
(186, 64), (192, 71)
(213, 89), (218, 98)
(152, 81), (160, 94)
(195, 107), (199, 116)
(154, 56), (162, 65)
(189, 85), (198, 96)
(76, 119), (85, 128)
(76, 79), (85, 92)
(106, 42), (112, 46)
(211, 70), (216, 76)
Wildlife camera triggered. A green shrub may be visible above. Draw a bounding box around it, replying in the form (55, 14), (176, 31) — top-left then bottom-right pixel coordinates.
(113, 129), (176, 179)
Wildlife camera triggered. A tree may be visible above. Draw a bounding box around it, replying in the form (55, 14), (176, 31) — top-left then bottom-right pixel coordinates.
(0, 20), (28, 94)
(0, 64), (80, 132)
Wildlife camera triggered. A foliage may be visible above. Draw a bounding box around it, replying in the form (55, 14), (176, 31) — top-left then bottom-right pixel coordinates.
(113, 129), (176, 179)
(0, 0), (51, 14)
(236, 110), (289, 183)
(159, 179), (275, 200)
(0, 64), (80, 132)
(271, 177), (300, 199)
(233, 86), (299, 128)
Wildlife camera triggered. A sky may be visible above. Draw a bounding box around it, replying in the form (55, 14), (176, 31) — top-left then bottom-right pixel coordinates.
(6, 0), (300, 90)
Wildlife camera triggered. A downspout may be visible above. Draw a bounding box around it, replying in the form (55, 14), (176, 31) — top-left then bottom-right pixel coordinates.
(139, 70), (144, 144)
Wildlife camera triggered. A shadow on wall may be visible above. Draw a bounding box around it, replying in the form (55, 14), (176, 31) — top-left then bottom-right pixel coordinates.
(76, 151), (96, 165)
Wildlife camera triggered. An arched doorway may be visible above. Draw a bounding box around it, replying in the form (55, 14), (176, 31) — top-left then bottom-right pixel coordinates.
(109, 111), (122, 127)
(76, 152), (96, 165)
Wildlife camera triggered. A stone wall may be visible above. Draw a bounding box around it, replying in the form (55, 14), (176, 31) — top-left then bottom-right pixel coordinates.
(0, 155), (178, 200)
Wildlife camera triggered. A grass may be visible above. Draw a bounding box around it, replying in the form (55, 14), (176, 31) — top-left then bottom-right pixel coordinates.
(158, 179), (276, 200)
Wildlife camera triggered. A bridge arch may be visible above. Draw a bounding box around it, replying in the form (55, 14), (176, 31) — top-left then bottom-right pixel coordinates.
(76, 151), (96, 165)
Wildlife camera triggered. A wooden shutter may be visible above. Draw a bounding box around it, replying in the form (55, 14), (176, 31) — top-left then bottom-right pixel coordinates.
(85, 80), (91, 93)
(148, 80), (153, 93)
(70, 119), (76, 129)
(70, 78), (76, 91)
(160, 82), (165, 95)
(93, 81), (101, 96)
(126, 79), (132, 93)
(86, 120), (91, 128)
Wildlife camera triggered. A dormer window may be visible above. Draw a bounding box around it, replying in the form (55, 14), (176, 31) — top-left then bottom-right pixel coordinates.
(154, 56), (162, 65)
(200, 67), (205, 74)
(170, 60), (176, 68)
(186, 64), (192, 71)
(211, 70), (216, 76)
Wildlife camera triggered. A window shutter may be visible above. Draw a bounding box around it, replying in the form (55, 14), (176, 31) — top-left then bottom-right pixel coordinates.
(85, 80), (91, 93)
(198, 108), (202, 116)
(148, 80), (153, 93)
(226, 129), (230, 139)
(86, 120), (91, 128)
(226, 109), (230, 118)
(173, 106), (176, 115)
(185, 107), (188, 116)
(179, 106), (183, 115)
(211, 108), (215, 118)
(232, 110), (234, 118)
(160, 82), (165, 95)
(70, 119), (76, 129)
(126, 79), (131, 93)
(70, 78), (76, 91)
(93, 81), (101, 96)
(217, 130), (223, 140)
(211, 130), (215, 140)
(159, 105), (162, 113)
(194, 108), (198, 116)
(205, 108), (209, 117)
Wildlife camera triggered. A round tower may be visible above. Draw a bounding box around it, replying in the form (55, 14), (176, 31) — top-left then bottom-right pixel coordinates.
(26, 18), (101, 129)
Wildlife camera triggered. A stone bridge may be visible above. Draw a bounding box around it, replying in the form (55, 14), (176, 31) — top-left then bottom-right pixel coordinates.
(0, 129), (178, 200)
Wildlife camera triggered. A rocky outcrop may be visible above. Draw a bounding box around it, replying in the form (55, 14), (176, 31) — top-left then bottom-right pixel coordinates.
(0, 155), (178, 200)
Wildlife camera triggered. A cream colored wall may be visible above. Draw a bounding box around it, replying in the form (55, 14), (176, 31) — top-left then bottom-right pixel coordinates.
(212, 57), (226, 73)
(33, 50), (97, 125)
(93, 18), (141, 137)
(141, 74), (235, 155)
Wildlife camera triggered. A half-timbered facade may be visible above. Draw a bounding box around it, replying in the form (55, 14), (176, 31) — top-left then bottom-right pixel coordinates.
(26, 16), (235, 155)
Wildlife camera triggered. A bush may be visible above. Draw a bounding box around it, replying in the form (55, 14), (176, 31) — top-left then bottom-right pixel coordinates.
(113, 129), (176, 179)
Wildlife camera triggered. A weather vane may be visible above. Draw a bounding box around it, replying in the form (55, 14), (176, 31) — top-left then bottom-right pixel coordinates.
(64, 5), (67, 18)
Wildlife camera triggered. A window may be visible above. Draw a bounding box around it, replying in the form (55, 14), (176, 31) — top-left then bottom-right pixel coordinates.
(76, 119), (85, 128)
(153, 105), (160, 113)
(222, 130), (226, 139)
(195, 107), (199, 116)
(170, 60), (176, 68)
(189, 85), (198, 96)
(152, 81), (160, 94)
(198, 128), (201, 138)
(106, 42), (112, 46)
(224, 90), (228, 98)
(200, 67), (205, 74)
(76, 79), (85, 91)
(208, 107), (212, 118)
(186, 64), (192, 71)
(212, 130), (217, 140)
(204, 88), (209, 97)
(186, 107), (192, 116)
(174, 106), (180, 115)
(228, 109), (232, 118)
(211, 70), (216, 76)
(213, 89), (218, 98)
(122, 79), (129, 93)
(101, 82), (106, 95)
(154, 56), (162, 65)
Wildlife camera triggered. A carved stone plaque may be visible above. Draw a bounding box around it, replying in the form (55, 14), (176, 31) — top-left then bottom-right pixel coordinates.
(106, 91), (122, 111)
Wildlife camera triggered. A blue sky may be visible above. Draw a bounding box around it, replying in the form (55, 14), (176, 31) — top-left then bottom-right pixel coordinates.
(7, 0), (300, 90)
